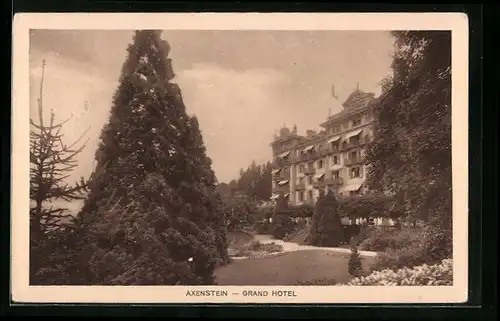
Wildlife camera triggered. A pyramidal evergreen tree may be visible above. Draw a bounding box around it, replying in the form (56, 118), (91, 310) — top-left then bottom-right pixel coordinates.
(76, 30), (228, 285)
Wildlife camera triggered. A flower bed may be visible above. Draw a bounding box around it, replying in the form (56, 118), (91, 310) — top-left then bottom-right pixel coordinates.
(338, 258), (453, 286)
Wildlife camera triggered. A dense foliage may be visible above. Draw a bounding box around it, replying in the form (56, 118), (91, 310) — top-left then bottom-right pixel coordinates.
(339, 194), (403, 220)
(306, 189), (344, 247)
(365, 31), (452, 230)
(270, 194), (296, 239)
(73, 30), (228, 285)
(371, 225), (452, 273)
(218, 161), (273, 202)
(222, 195), (258, 231)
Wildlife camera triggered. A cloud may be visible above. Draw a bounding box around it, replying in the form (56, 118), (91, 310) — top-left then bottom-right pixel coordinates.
(176, 63), (289, 183)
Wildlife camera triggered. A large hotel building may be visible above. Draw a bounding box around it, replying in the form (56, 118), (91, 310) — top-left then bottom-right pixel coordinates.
(270, 87), (377, 205)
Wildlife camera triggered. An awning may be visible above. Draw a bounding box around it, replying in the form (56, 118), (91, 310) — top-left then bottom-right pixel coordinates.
(278, 180), (289, 186)
(304, 145), (315, 152)
(284, 193), (290, 197)
(331, 164), (342, 171)
(279, 151), (291, 158)
(344, 183), (363, 192)
(271, 168), (281, 175)
(346, 129), (363, 139)
(270, 194), (280, 200)
(314, 173), (325, 179)
(328, 136), (341, 143)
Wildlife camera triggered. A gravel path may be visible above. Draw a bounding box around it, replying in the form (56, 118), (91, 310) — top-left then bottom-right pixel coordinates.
(253, 234), (378, 257)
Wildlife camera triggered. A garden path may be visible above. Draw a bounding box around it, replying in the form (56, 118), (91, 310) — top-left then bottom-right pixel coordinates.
(253, 234), (378, 257)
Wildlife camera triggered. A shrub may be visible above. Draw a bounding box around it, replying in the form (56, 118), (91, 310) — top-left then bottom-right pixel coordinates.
(369, 225), (452, 272)
(254, 220), (273, 234)
(358, 227), (418, 252)
(340, 259), (453, 286)
(289, 204), (315, 218)
(270, 215), (297, 240)
(307, 189), (344, 247)
(348, 245), (363, 277)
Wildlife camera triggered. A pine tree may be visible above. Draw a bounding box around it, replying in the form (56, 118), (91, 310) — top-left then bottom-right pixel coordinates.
(77, 30), (227, 285)
(29, 60), (90, 284)
(348, 243), (363, 277)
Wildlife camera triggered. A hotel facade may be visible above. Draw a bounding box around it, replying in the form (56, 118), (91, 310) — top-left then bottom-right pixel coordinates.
(270, 87), (376, 206)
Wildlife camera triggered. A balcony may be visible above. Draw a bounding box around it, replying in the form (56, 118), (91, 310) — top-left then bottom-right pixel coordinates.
(298, 152), (318, 162)
(317, 149), (329, 157)
(303, 167), (315, 175)
(325, 177), (343, 186)
(272, 184), (290, 194)
(312, 180), (326, 189)
(295, 182), (306, 190)
(274, 156), (293, 167)
(326, 147), (341, 155)
(344, 157), (365, 166)
(272, 171), (290, 181)
(340, 138), (371, 151)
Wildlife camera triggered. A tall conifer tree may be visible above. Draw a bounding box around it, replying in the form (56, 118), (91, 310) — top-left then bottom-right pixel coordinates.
(77, 30), (227, 285)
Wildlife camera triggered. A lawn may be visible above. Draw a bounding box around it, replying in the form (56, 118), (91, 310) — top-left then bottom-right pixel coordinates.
(215, 250), (376, 285)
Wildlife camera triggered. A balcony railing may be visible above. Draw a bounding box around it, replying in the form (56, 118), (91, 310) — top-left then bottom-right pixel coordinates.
(325, 177), (343, 186)
(273, 171), (290, 181)
(295, 182), (306, 190)
(303, 167), (315, 175)
(272, 185), (290, 193)
(274, 156), (293, 167)
(312, 180), (326, 189)
(340, 138), (371, 151)
(344, 157), (365, 166)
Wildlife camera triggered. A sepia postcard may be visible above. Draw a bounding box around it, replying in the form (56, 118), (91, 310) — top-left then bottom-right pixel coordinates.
(11, 12), (469, 304)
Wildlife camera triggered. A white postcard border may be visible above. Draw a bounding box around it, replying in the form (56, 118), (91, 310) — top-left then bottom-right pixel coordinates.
(11, 12), (469, 304)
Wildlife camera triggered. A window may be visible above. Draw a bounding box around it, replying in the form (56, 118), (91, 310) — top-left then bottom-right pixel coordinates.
(343, 123), (349, 130)
(317, 144), (322, 152)
(307, 176), (313, 185)
(364, 134), (371, 143)
(350, 190), (360, 196)
(299, 176), (305, 184)
(332, 170), (340, 179)
(350, 167), (362, 178)
(332, 155), (339, 165)
(317, 159), (324, 169)
(308, 190), (313, 201)
(352, 118), (362, 127)
(350, 151), (358, 160)
(299, 164), (305, 172)
(298, 191), (304, 202)
(330, 142), (339, 152)
(333, 126), (340, 133)
(308, 162), (314, 171)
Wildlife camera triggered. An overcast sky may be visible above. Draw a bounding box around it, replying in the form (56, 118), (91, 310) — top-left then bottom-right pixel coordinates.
(29, 29), (394, 184)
